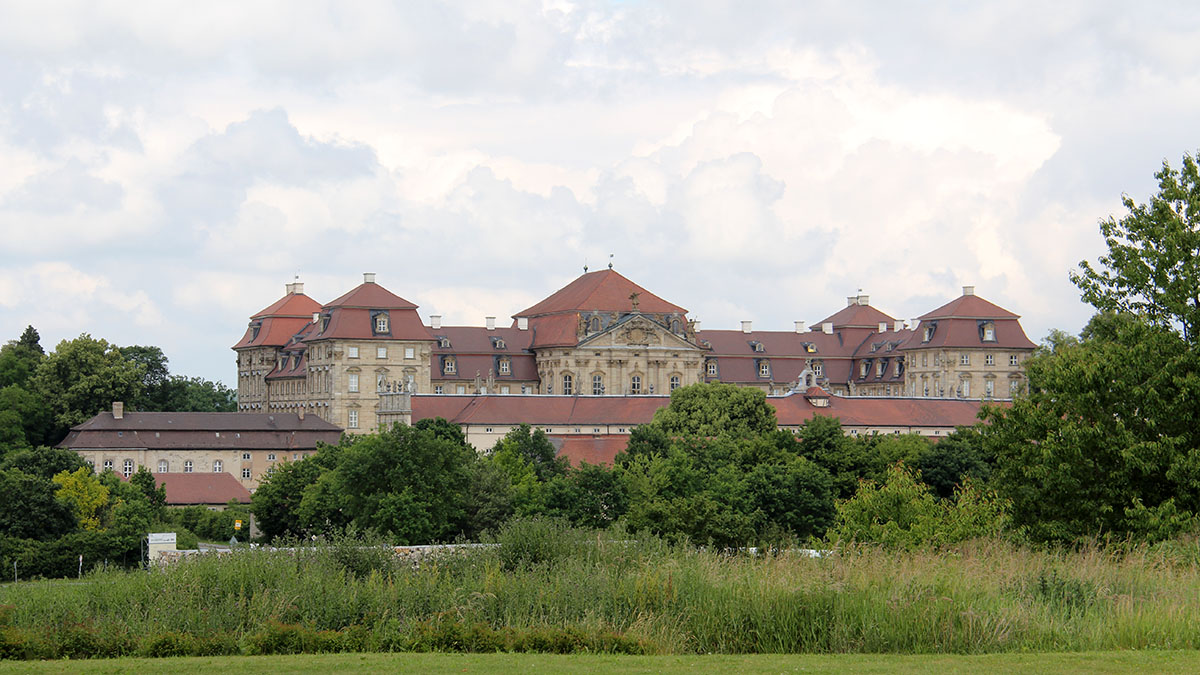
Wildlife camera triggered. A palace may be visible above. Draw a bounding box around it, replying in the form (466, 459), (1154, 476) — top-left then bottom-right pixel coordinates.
(233, 269), (1035, 434)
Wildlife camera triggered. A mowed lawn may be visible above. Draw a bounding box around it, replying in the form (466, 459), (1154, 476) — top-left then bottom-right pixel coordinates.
(2, 651), (1198, 674)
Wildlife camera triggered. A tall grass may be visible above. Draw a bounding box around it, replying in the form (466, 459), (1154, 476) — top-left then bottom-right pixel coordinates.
(3, 521), (1200, 658)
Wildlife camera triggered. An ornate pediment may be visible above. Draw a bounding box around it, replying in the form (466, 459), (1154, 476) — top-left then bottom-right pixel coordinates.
(618, 320), (662, 346)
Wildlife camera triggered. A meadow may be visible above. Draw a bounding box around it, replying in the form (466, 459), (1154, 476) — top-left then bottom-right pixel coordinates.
(3, 520), (1200, 660)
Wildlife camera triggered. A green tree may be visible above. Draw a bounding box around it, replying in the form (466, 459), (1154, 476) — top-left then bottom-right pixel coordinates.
(1071, 151), (1200, 343)
(911, 426), (992, 500)
(0, 326), (44, 388)
(52, 467), (110, 531)
(251, 454), (327, 541)
(0, 446), (89, 480)
(650, 382), (777, 438)
(984, 312), (1200, 542)
(461, 459), (514, 539)
(0, 469), (77, 539)
(796, 416), (872, 500)
(490, 424), (567, 482)
(0, 385), (52, 451)
(157, 376), (237, 412)
(129, 465), (167, 514)
(121, 345), (170, 410)
(29, 335), (144, 442)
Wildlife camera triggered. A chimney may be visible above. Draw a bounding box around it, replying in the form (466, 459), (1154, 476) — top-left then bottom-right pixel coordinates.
(284, 282), (294, 294)
(858, 294), (870, 305)
(963, 285), (975, 296)
(517, 317), (528, 331)
(822, 322), (834, 334)
(794, 320), (806, 333)
(112, 401), (124, 420)
(894, 320), (904, 332)
(878, 322), (888, 333)
(430, 315), (442, 330)
(363, 272), (376, 284)
(292, 282), (304, 294)
(847, 296), (857, 307)
(486, 316), (496, 330)
(741, 320), (752, 334)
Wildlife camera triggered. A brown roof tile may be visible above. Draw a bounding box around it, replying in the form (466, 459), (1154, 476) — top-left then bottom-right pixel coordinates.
(153, 473), (252, 506)
(516, 270), (686, 317)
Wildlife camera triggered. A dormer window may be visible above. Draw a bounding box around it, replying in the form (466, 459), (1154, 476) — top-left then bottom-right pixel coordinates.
(750, 341), (765, 352)
(589, 316), (601, 332)
(922, 322), (937, 342)
(443, 356), (456, 375)
(372, 311), (390, 335)
(804, 343), (817, 353)
(492, 337), (506, 350)
(758, 361), (770, 378)
(813, 360), (824, 377)
(498, 357), (511, 375)
(670, 319), (681, 333)
(438, 337), (451, 348)
(860, 361), (869, 378)
(980, 321), (997, 342)
(876, 360), (884, 377)
(706, 360), (718, 376)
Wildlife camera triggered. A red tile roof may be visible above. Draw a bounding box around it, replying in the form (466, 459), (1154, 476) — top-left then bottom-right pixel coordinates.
(698, 329), (848, 356)
(252, 291), (323, 320)
(919, 293), (1019, 320)
(431, 354), (539, 382)
(818, 302), (896, 329)
(153, 473), (252, 506)
(515, 270), (686, 317)
(326, 280), (418, 310)
(525, 314), (584, 348)
(772, 395), (986, 428)
(309, 306), (434, 342)
(550, 435), (630, 467)
(411, 395), (669, 426)
(58, 412), (342, 451)
(899, 317), (1035, 351)
(431, 326), (534, 353)
(233, 290), (323, 350)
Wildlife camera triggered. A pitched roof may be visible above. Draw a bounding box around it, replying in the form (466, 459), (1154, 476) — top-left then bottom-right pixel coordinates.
(817, 302), (896, 329)
(919, 293), (1019, 320)
(326, 280), (418, 310)
(410, 395), (668, 426)
(515, 270), (686, 317)
(252, 291), (322, 320)
(57, 412), (343, 451)
(431, 326), (534, 353)
(550, 435), (630, 467)
(153, 473), (252, 506)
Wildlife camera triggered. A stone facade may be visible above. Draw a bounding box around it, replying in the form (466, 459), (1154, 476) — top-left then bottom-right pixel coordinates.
(235, 271), (1036, 433)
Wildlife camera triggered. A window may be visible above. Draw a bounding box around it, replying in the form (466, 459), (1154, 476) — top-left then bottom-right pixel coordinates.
(982, 322), (996, 341)
(293, 453), (299, 461)
(123, 459), (134, 478)
(923, 326), (933, 342)
(375, 314), (389, 333)
(631, 375), (642, 394)
(242, 452), (251, 460)
(242, 468), (252, 479)
(493, 338), (506, 349)
(671, 319), (681, 333)
(500, 385), (510, 395)
(593, 374), (604, 395)
(456, 385), (466, 394)
(985, 353), (995, 366)
(813, 361), (824, 377)
(589, 316), (601, 332)
(179, 459), (192, 473)
(444, 357), (456, 375)
(759, 361), (770, 377)
(499, 358), (511, 375)
(860, 362), (868, 377)
(346, 346), (359, 359)
(348, 373), (359, 392)
(377, 347), (387, 359)
(876, 361), (884, 377)
(960, 353), (970, 366)
(438, 337), (452, 348)
(268, 453), (276, 461)
(960, 381), (970, 397)
(562, 374), (573, 395)
(348, 410), (359, 429)
(405, 347), (415, 359)
(434, 385), (444, 394)
(922, 384), (929, 397)
(1010, 354), (1019, 366)
(706, 361), (718, 376)
(670, 375), (680, 391)
(985, 380), (995, 398)
(157, 460), (168, 473)
(213, 460), (223, 473)
(921, 353), (928, 367)
(751, 341), (765, 352)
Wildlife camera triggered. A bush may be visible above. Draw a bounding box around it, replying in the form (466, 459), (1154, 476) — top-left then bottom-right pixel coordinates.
(489, 517), (587, 571)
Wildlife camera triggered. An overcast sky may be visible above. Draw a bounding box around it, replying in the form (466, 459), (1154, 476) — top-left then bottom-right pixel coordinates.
(1, 1), (1197, 385)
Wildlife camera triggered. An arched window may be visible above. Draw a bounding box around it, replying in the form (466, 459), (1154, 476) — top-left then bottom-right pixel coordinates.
(443, 357), (456, 375)
(213, 459), (223, 473)
(562, 374), (573, 395)
(375, 313), (389, 333)
(670, 375), (681, 391)
(122, 459), (134, 478)
(589, 316), (601, 332)
(157, 459), (168, 473)
(184, 460), (193, 473)
(630, 375), (642, 394)
(670, 319), (681, 333)
(593, 374), (603, 395)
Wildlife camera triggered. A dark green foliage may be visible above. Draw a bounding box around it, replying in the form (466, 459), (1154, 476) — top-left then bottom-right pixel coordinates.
(251, 454), (326, 540)
(165, 503), (251, 542)
(491, 424), (567, 481)
(0, 327), (43, 389)
(461, 459), (514, 539)
(0, 446), (88, 481)
(29, 334), (144, 443)
(120, 346), (237, 413)
(651, 382), (777, 438)
(796, 415), (872, 500)
(0, 530), (140, 580)
(1072, 151), (1200, 343)
(0, 469), (77, 540)
(912, 427), (993, 500)
(541, 462), (630, 529)
(985, 312), (1200, 542)
(0, 385), (51, 452)
(129, 466), (167, 513)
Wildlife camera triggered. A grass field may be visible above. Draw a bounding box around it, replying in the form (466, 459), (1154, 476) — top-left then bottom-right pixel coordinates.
(3, 651), (1200, 674)
(3, 521), (1200, 660)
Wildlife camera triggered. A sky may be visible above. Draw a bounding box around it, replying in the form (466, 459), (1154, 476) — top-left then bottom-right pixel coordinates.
(1, 1), (1198, 386)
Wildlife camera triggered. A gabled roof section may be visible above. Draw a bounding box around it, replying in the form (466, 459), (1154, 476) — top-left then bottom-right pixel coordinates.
(326, 278), (418, 310)
(920, 292), (1019, 320)
(252, 289), (322, 320)
(817, 301), (895, 329)
(515, 270), (686, 318)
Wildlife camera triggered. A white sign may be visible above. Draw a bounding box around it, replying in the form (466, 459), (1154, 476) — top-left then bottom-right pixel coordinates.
(148, 532), (177, 545)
